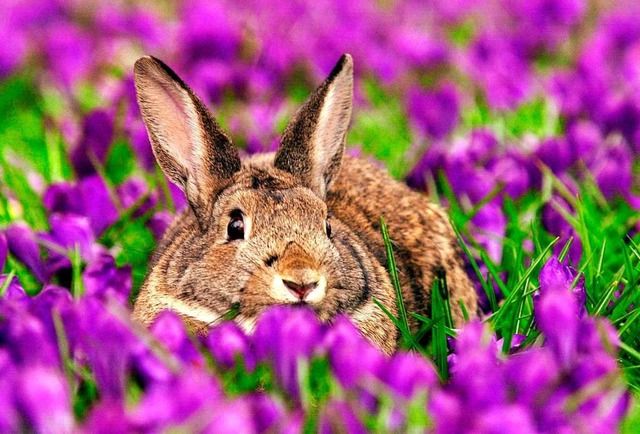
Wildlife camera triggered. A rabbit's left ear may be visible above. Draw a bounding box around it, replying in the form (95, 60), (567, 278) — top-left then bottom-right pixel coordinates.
(275, 54), (353, 198)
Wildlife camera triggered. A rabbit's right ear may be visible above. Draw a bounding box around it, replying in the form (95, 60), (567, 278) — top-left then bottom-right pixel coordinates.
(134, 56), (240, 227)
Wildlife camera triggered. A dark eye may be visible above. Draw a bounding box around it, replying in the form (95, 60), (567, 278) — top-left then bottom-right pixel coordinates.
(325, 219), (332, 238)
(227, 210), (245, 241)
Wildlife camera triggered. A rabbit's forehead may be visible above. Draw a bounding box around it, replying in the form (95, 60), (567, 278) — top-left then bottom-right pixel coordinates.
(218, 185), (327, 218)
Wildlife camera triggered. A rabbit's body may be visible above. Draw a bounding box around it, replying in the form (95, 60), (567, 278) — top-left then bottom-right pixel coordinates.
(132, 54), (477, 354)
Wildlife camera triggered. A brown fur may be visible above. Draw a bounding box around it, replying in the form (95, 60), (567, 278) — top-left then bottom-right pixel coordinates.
(132, 54), (478, 355)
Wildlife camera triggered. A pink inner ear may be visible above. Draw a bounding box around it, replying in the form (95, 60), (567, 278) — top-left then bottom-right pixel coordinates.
(144, 74), (201, 171)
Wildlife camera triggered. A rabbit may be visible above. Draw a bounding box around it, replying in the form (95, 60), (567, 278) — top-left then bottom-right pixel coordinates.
(132, 53), (478, 355)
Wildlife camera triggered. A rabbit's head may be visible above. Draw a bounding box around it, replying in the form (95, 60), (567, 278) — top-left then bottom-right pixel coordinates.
(134, 55), (378, 331)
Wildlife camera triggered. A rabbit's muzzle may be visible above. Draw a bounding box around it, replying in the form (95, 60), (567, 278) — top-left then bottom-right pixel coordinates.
(269, 241), (328, 304)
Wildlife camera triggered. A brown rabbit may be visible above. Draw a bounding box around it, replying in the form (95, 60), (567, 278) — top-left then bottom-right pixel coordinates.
(132, 54), (478, 354)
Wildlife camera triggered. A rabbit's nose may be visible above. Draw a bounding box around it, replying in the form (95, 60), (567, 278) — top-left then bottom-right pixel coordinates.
(283, 279), (317, 300)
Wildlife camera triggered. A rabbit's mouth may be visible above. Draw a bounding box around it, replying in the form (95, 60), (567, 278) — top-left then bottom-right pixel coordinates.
(268, 274), (328, 305)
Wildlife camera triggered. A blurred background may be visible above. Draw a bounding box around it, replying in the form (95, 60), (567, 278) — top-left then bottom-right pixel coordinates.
(1, 0), (640, 298)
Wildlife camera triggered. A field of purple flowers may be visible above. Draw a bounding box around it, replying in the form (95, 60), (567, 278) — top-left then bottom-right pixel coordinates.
(1, 0), (640, 431)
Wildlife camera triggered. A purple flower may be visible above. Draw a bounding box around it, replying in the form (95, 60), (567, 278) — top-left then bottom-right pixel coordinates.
(535, 136), (574, 174)
(503, 349), (559, 408)
(252, 306), (325, 400)
(488, 154), (531, 199)
(471, 202), (507, 264)
(75, 298), (138, 401)
(0, 13), (27, 78)
(445, 158), (496, 204)
(41, 214), (106, 276)
(319, 400), (367, 434)
(130, 367), (223, 431)
(383, 352), (438, 399)
(0, 276), (25, 301)
(465, 33), (533, 110)
(150, 311), (204, 367)
(71, 110), (115, 178)
(536, 256), (582, 367)
(83, 254), (132, 305)
(448, 322), (505, 410)
(116, 177), (158, 218)
(204, 321), (253, 370)
(82, 401), (131, 434)
(44, 22), (94, 90)
(506, 0), (586, 53)
(245, 393), (287, 432)
(405, 142), (447, 191)
(324, 316), (386, 390)
(4, 223), (48, 283)
(566, 120), (602, 162)
(429, 390), (465, 433)
(392, 29), (449, 69)
(179, 0), (241, 66)
(407, 83), (460, 140)
(128, 121), (156, 171)
(147, 211), (173, 240)
(589, 136), (633, 200)
(0, 232), (7, 272)
(16, 366), (74, 432)
(473, 404), (538, 434)
(44, 175), (119, 237)
(0, 301), (59, 367)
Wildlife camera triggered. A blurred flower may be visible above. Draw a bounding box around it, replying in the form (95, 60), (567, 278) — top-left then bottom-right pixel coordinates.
(407, 83), (460, 140)
(16, 365), (74, 433)
(83, 254), (132, 306)
(536, 256), (583, 367)
(44, 22), (94, 90)
(0, 232), (7, 272)
(147, 210), (173, 240)
(319, 400), (367, 434)
(505, 0), (586, 53)
(536, 136), (573, 174)
(116, 177), (158, 218)
(205, 321), (254, 370)
(71, 110), (115, 178)
(383, 352), (438, 399)
(471, 202), (507, 264)
(130, 367), (223, 431)
(179, 0), (241, 67)
(590, 136), (633, 200)
(465, 33), (533, 110)
(150, 311), (203, 367)
(44, 175), (119, 236)
(4, 223), (48, 283)
(252, 306), (325, 400)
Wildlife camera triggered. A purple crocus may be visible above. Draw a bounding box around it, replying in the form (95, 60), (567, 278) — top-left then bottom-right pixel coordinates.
(44, 175), (120, 237)
(44, 22), (94, 90)
(536, 256), (583, 367)
(252, 306), (325, 401)
(71, 110), (115, 178)
(407, 83), (460, 140)
(0, 232), (7, 272)
(150, 311), (204, 367)
(465, 33), (533, 110)
(116, 177), (158, 218)
(4, 223), (48, 283)
(147, 210), (173, 240)
(83, 254), (132, 306)
(319, 400), (367, 434)
(204, 321), (254, 370)
(16, 365), (74, 432)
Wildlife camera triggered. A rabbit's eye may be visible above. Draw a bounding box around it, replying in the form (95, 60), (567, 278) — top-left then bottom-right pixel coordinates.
(227, 210), (245, 241)
(325, 219), (332, 238)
